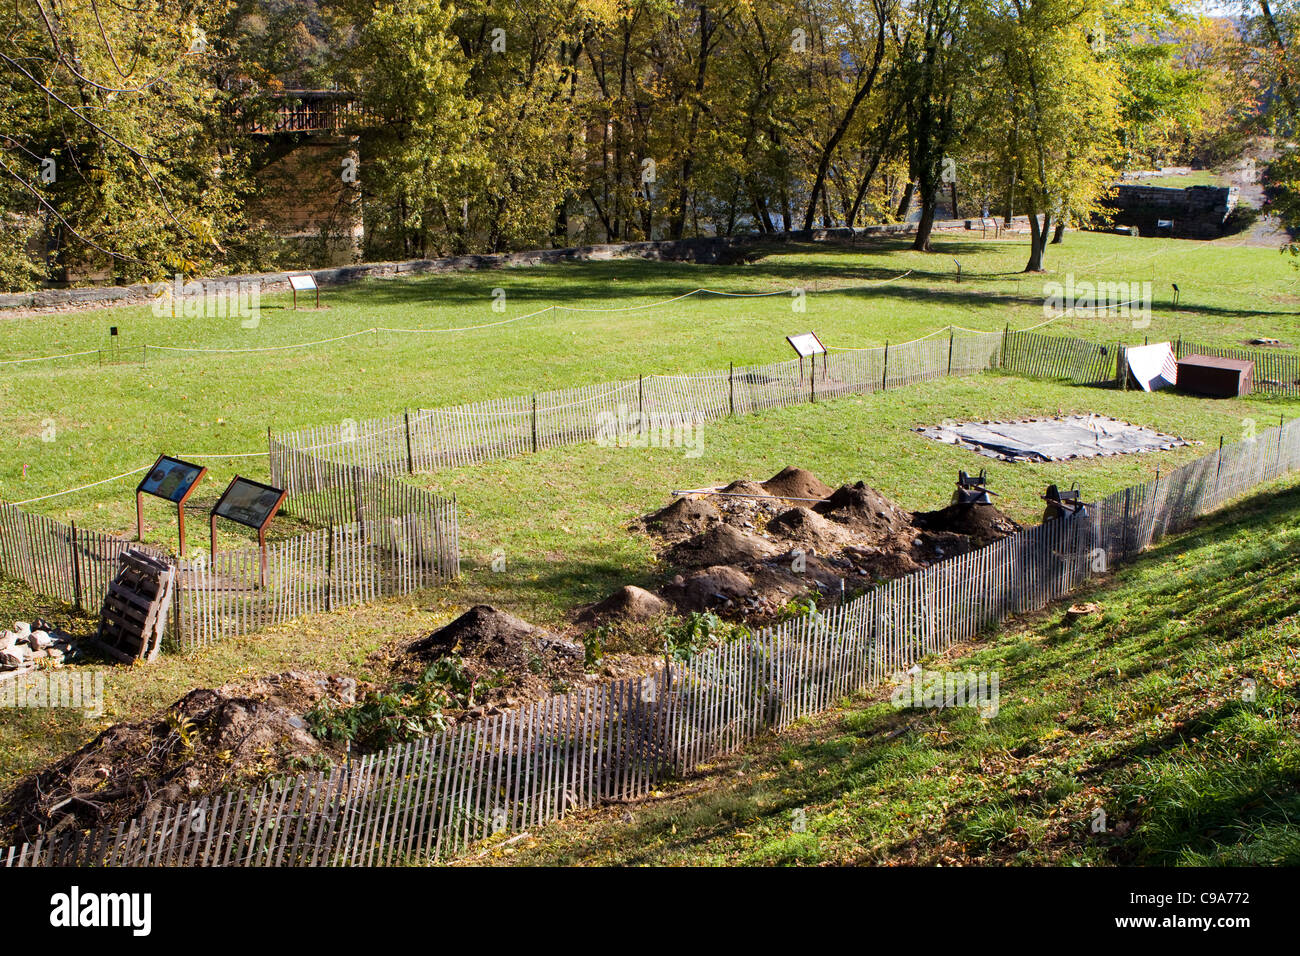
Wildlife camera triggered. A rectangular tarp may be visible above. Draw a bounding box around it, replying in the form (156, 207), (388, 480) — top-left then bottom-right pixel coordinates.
(916, 414), (1192, 462)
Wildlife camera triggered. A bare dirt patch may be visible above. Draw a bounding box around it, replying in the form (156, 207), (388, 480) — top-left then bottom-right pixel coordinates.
(623, 466), (1022, 623)
(0, 671), (361, 844)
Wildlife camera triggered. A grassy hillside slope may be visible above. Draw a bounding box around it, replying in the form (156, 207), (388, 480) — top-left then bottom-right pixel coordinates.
(470, 477), (1300, 866)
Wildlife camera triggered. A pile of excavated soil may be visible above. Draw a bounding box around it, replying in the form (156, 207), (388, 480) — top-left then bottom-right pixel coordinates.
(913, 502), (1021, 547)
(762, 466), (836, 502)
(403, 605), (586, 707)
(766, 506), (853, 550)
(615, 466), (1023, 626)
(719, 479), (774, 499)
(668, 524), (780, 567)
(0, 671), (359, 844)
(814, 482), (916, 543)
(577, 586), (671, 625)
(661, 565), (757, 613)
(642, 496), (721, 539)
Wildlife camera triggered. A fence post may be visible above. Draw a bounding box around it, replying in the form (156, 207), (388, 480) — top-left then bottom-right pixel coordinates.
(70, 521), (82, 611)
(1001, 323), (1009, 369)
(1212, 436), (1224, 504)
(1278, 415), (1285, 474)
(325, 526), (335, 611)
(531, 394), (538, 453)
(881, 342), (889, 391)
(403, 411), (415, 474)
(1122, 487), (1132, 557)
(947, 328), (955, 376)
(728, 362), (735, 417)
(810, 356), (816, 403)
(638, 375), (645, 434)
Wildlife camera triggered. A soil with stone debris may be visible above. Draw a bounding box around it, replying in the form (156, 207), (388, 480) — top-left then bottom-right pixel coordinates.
(0, 671), (362, 845)
(599, 466), (1021, 625)
(399, 605), (587, 712)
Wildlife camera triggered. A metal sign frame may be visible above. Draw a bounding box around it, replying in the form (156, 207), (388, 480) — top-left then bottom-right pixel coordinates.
(135, 455), (207, 556)
(288, 273), (320, 310)
(786, 331), (827, 381)
(209, 475), (288, 586)
(785, 332), (826, 358)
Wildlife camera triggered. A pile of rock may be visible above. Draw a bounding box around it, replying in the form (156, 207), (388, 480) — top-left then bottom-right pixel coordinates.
(0, 620), (76, 674)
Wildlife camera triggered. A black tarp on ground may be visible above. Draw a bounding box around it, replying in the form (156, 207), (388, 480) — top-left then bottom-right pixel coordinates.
(916, 415), (1192, 462)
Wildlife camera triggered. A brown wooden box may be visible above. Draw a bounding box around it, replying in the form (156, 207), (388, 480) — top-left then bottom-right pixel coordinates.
(1176, 354), (1254, 397)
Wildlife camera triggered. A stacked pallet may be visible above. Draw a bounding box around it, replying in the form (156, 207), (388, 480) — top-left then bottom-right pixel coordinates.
(94, 550), (175, 663)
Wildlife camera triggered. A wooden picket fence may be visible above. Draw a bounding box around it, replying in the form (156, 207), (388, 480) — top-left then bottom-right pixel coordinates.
(1000, 329), (1119, 385)
(0, 482), (459, 652)
(270, 331), (1009, 481)
(9, 416), (1298, 867)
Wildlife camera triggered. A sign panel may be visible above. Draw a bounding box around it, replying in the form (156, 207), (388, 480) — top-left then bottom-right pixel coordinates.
(786, 332), (826, 358)
(288, 274), (318, 291)
(212, 476), (287, 531)
(137, 456), (205, 504)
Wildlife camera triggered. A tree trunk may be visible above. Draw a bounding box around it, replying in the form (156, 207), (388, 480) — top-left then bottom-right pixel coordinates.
(896, 181), (915, 220)
(912, 196), (937, 251)
(1051, 219), (1065, 244)
(1024, 210), (1051, 272)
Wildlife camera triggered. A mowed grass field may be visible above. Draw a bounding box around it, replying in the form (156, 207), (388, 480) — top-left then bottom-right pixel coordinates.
(0, 228), (1296, 544)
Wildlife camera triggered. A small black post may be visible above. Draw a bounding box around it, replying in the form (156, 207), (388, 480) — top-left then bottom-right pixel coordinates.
(70, 521), (82, 611)
(728, 362), (735, 417)
(404, 410), (415, 474)
(881, 341), (889, 391)
(947, 327), (955, 376)
(531, 394), (538, 453)
(1213, 435), (1224, 500)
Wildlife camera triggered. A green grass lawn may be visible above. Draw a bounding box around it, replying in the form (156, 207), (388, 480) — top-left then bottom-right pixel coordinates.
(1, 231), (1296, 543)
(467, 474), (1300, 866)
(1129, 170), (1227, 189)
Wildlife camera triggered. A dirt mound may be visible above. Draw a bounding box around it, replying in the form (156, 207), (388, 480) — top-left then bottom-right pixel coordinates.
(662, 565), (755, 612)
(630, 471), (1023, 628)
(766, 507), (852, 550)
(719, 479), (773, 499)
(843, 545), (925, 582)
(0, 671), (357, 844)
(762, 466), (835, 502)
(577, 586), (671, 625)
(643, 496), (720, 539)
(912, 503), (1021, 548)
(404, 605), (585, 705)
(668, 524), (780, 567)
(814, 482), (914, 541)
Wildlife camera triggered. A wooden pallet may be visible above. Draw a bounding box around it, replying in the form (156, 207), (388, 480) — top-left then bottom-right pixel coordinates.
(94, 549), (175, 663)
